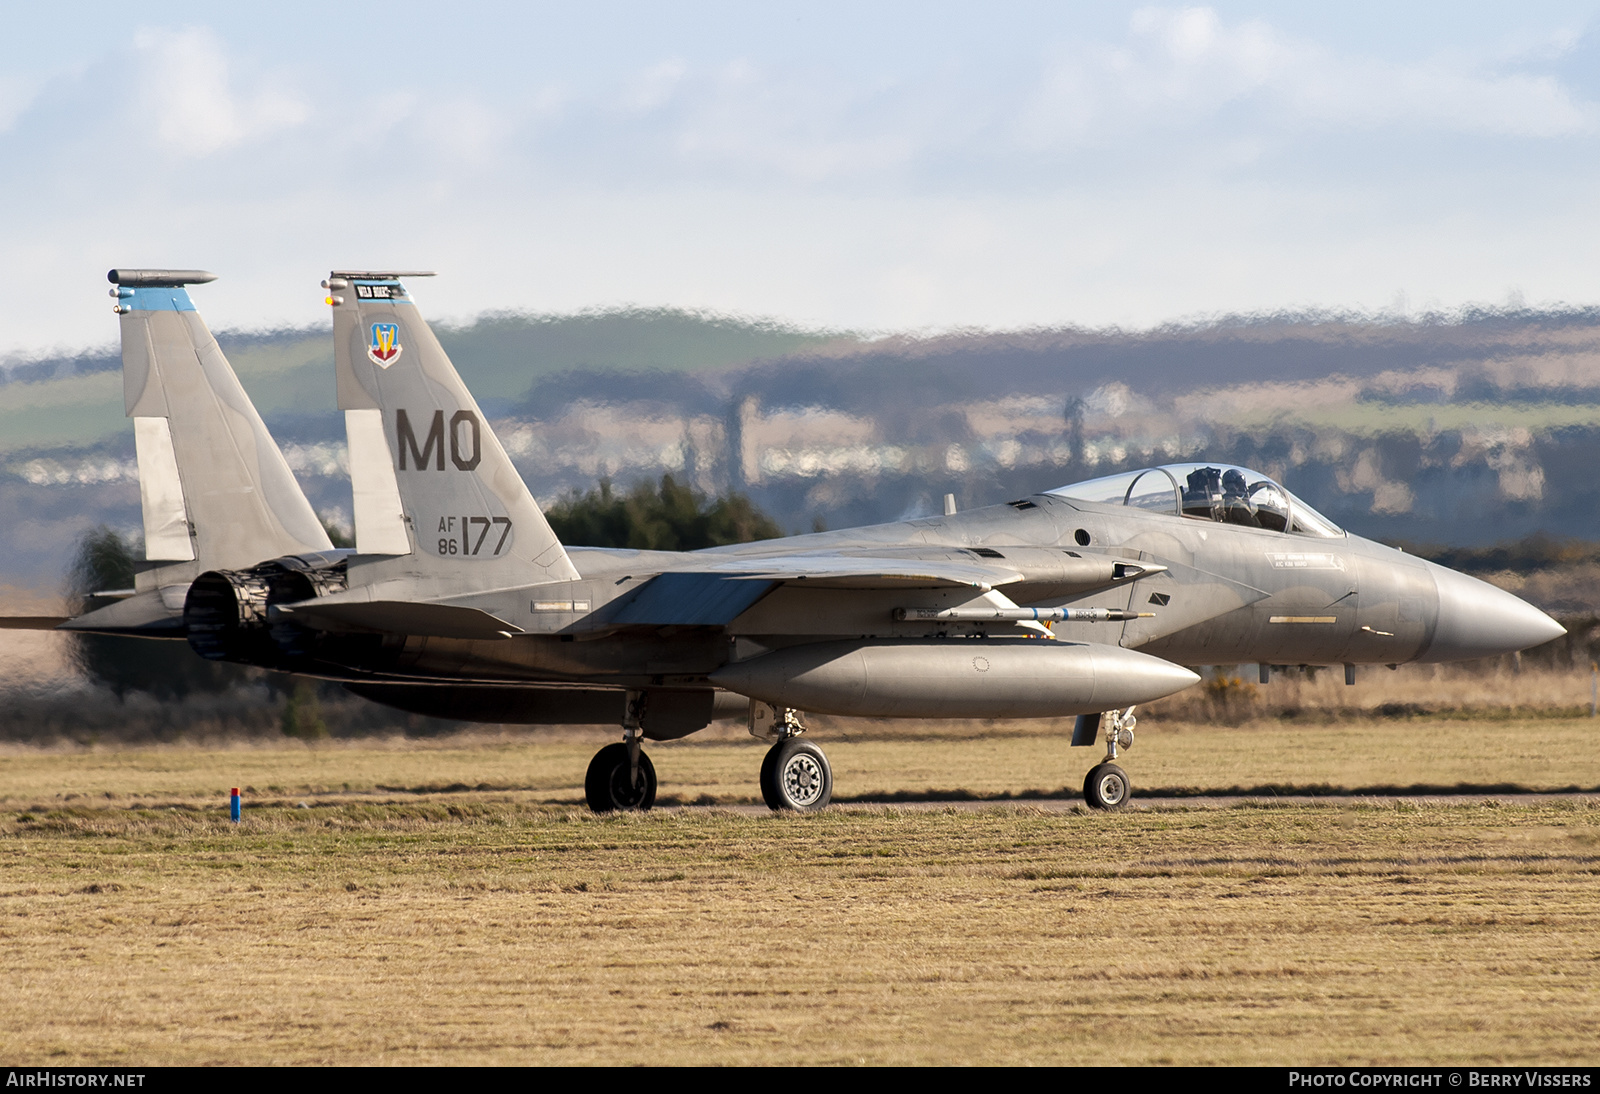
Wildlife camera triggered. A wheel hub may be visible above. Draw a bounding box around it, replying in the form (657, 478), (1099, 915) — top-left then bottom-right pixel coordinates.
(1095, 770), (1126, 806)
(782, 754), (826, 807)
(608, 763), (649, 809)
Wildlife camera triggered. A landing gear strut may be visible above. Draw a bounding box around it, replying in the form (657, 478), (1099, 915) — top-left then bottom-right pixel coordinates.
(752, 702), (833, 812)
(1082, 706), (1136, 810)
(585, 691), (657, 813)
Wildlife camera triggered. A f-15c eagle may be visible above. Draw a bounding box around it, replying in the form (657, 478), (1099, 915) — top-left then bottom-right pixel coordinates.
(12, 269), (1564, 813)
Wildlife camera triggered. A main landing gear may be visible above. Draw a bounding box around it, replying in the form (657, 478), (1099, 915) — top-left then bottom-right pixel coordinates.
(1081, 706), (1136, 810)
(582, 694), (833, 814)
(585, 693), (657, 813)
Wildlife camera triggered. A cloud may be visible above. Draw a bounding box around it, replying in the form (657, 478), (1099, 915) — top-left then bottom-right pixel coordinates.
(622, 59), (690, 114)
(132, 27), (308, 156)
(2, 9), (1600, 355)
(1022, 6), (1594, 146)
(0, 74), (42, 134)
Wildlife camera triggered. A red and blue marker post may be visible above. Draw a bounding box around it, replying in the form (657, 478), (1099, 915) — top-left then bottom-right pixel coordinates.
(230, 787), (241, 823)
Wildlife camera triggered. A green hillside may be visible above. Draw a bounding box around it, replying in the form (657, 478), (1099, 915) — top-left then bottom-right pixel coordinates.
(0, 370), (126, 454)
(437, 308), (846, 403)
(0, 309), (846, 456)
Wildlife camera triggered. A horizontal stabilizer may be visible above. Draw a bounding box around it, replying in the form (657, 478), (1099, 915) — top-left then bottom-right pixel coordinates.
(691, 555), (1022, 590)
(276, 600), (523, 640)
(55, 595), (189, 637)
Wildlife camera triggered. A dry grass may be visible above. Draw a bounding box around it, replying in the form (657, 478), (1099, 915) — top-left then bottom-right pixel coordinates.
(1, 721), (1599, 1065)
(3, 707), (1595, 812)
(0, 800), (1596, 1065)
(1143, 663), (1600, 723)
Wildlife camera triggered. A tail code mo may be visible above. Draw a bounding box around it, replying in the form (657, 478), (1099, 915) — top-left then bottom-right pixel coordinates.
(396, 410), (481, 471)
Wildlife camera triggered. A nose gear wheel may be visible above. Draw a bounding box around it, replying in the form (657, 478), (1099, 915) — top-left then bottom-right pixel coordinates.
(760, 738), (833, 812)
(1082, 762), (1129, 810)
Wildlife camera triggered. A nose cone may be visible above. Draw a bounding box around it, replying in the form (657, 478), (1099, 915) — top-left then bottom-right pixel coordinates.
(1087, 645), (1202, 707)
(1419, 563), (1566, 663)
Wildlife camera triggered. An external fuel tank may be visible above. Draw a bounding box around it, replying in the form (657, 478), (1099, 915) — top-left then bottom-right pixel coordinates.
(709, 638), (1200, 718)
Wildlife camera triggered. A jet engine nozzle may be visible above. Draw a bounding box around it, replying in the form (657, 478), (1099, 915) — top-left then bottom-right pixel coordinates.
(183, 552), (351, 664)
(1417, 562), (1566, 663)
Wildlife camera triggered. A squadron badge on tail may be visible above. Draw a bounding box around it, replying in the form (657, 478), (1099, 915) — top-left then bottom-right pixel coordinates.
(367, 322), (402, 367)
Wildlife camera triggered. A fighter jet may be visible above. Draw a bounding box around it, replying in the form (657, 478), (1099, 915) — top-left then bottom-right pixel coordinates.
(13, 269), (1565, 814)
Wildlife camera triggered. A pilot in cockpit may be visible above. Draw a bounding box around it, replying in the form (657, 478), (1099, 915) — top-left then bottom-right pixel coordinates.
(1220, 468), (1257, 527)
(1050, 462), (1340, 538)
(1182, 466), (1221, 520)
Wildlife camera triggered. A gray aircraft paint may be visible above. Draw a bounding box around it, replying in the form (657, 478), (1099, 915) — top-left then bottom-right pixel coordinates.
(24, 269), (1567, 812)
(116, 271), (331, 574)
(61, 270), (333, 636)
(53, 272), (1563, 735)
(709, 639), (1200, 718)
(328, 272), (580, 604)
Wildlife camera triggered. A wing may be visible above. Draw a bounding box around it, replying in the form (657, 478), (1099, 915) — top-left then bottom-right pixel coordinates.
(270, 554), (1016, 637)
(685, 554), (1024, 589)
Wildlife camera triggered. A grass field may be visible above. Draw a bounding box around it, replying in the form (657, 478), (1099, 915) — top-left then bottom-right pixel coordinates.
(3, 710), (1596, 809)
(2, 717), (1598, 1065)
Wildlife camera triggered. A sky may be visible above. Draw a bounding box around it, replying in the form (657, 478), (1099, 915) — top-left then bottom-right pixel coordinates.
(3, 1), (1600, 356)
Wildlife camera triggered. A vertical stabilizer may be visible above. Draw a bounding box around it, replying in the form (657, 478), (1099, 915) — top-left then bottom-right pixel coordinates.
(328, 271), (579, 592)
(111, 269), (332, 592)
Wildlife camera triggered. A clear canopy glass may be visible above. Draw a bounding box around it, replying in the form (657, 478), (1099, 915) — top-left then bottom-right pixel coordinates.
(1047, 463), (1345, 538)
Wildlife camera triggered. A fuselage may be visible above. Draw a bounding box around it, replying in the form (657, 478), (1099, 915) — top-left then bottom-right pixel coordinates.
(307, 481), (1561, 692)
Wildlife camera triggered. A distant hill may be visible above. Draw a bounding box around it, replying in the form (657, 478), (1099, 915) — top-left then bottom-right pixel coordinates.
(0, 308), (847, 456)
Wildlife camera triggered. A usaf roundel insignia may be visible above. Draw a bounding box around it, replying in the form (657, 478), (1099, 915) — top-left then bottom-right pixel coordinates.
(368, 322), (403, 368)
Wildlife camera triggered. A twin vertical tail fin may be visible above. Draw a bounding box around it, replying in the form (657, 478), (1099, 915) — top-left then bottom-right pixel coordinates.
(329, 272), (578, 593)
(59, 270), (334, 637)
(112, 269), (332, 583)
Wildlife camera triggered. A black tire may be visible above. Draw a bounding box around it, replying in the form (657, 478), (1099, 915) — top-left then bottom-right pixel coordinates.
(1082, 762), (1130, 810)
(760, 739), (833, 812)
(585, 742), (657, 813)
(759, 743), (782, 806)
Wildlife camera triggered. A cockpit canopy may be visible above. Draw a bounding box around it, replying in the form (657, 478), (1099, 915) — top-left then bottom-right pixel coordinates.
(1047, 463), (1345, 538)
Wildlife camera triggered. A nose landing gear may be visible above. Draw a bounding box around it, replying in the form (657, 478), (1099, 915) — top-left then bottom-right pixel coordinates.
(1081, 706), (1136, 810)
(1082, 761), (1130, 809)
(752, 702), (833, 812)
